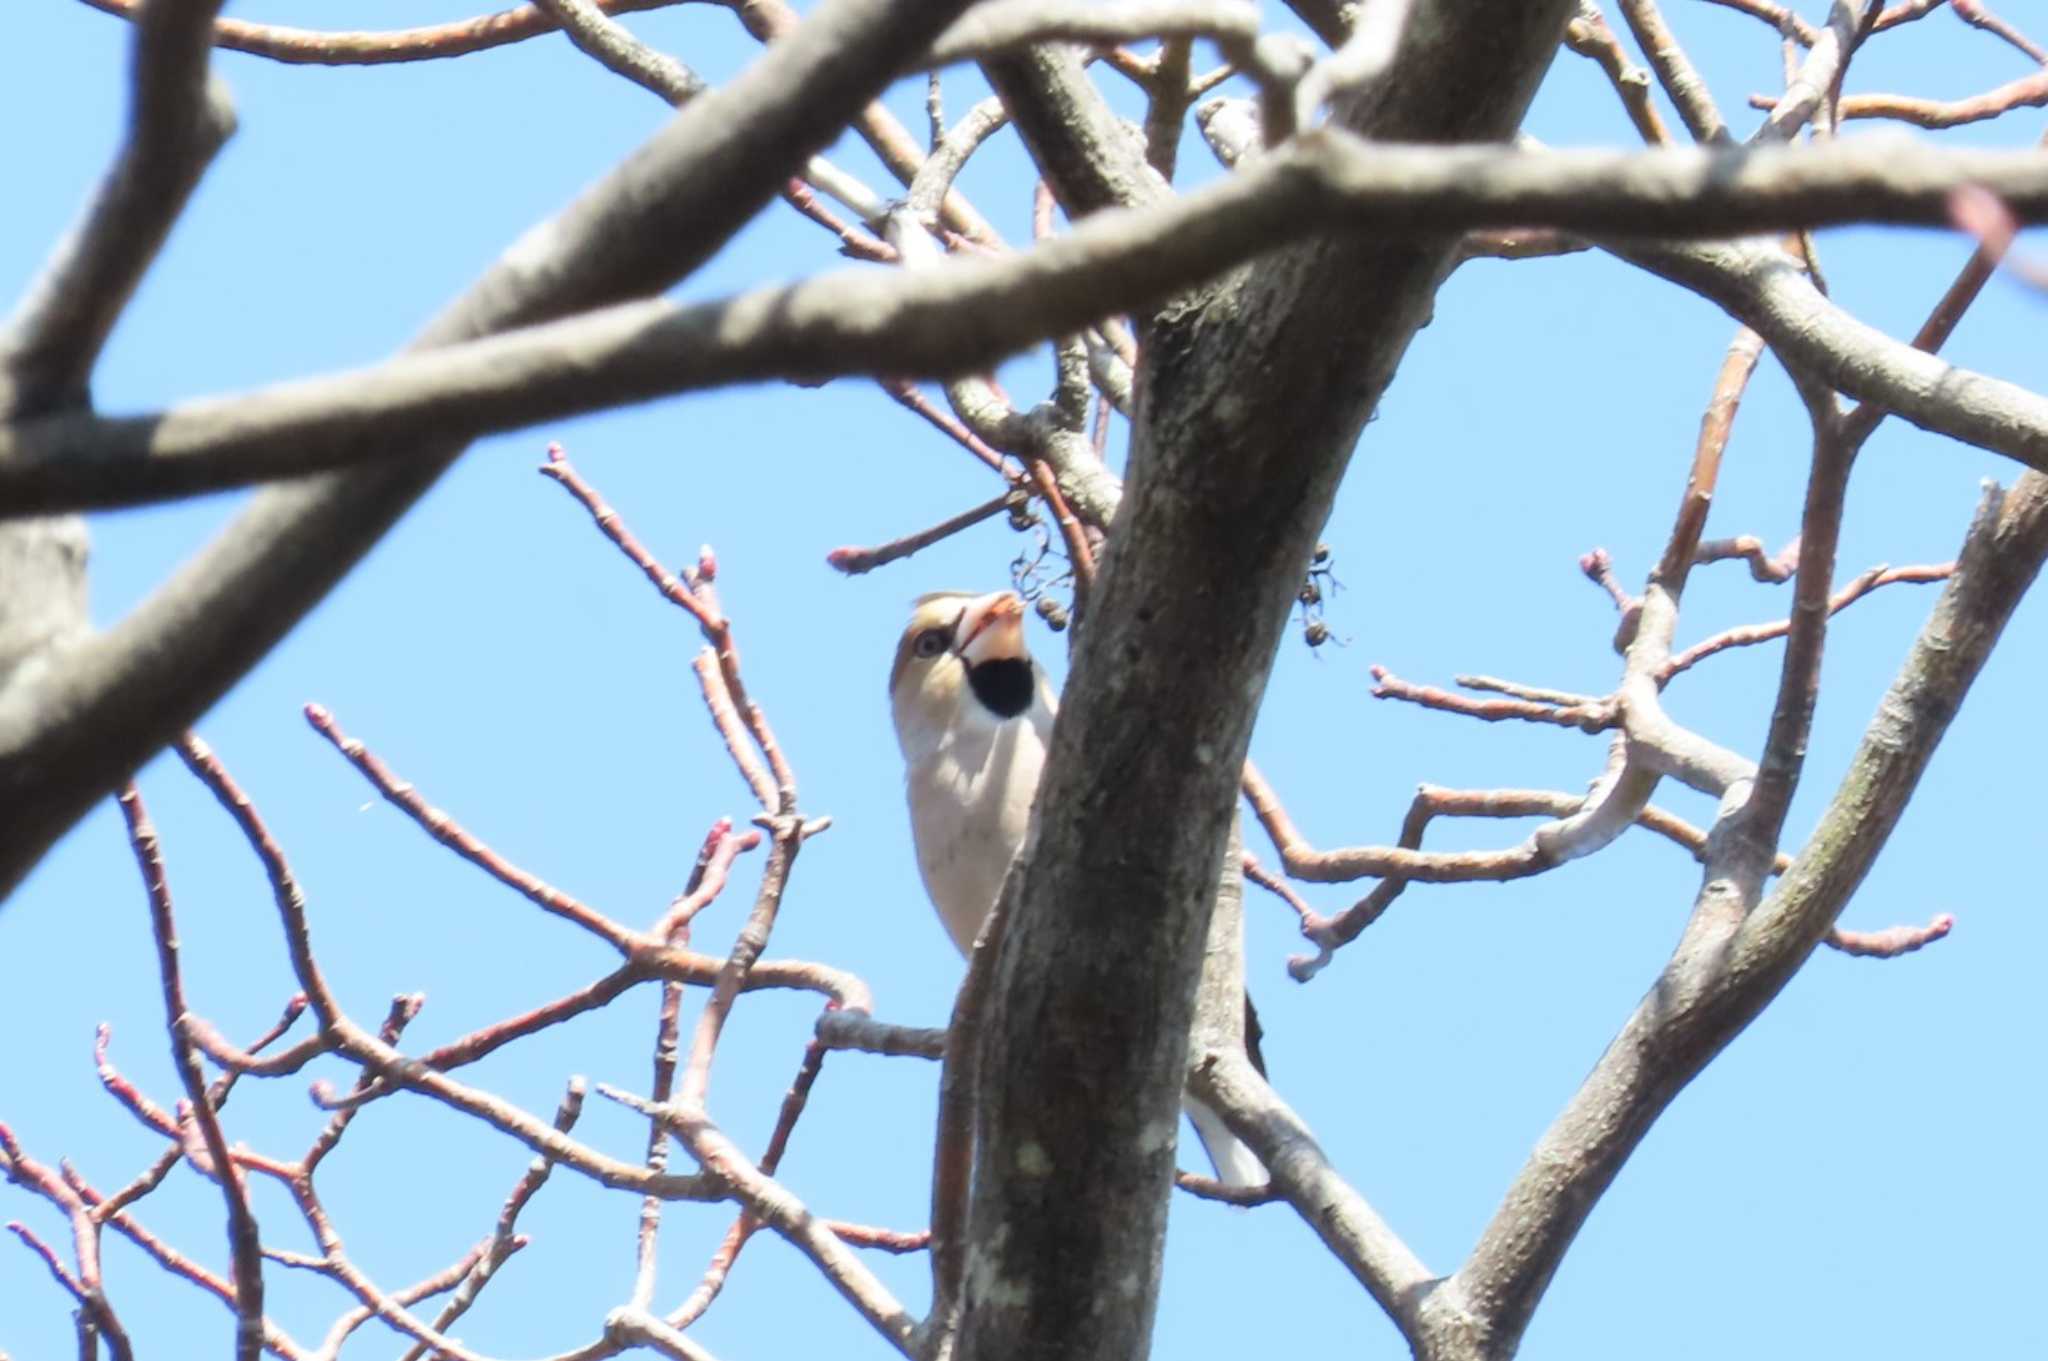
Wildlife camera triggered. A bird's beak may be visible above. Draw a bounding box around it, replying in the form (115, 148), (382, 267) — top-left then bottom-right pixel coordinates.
(956, 591), (1028, 667)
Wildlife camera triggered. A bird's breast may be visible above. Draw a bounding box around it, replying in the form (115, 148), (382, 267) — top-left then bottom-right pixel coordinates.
(905, 719), (1047, 956)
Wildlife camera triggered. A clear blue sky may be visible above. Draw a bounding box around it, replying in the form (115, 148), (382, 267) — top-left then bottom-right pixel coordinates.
(4, 3), (2043, 1357)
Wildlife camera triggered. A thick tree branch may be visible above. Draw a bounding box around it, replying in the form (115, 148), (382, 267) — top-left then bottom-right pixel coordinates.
(1190, 1053), (1433, 1334)
(1618, 236), (2048, 480)
(981, 42), (1167, 218)
(1430, 475), (2048, 1359)
(0, 0), (978, 903)
(70, 0), (688, 66)
(958, 5), (1581, 1360)
(3, 0), (233, 415)
(0, 0), (234, 778)
(9, 138), (2048, 518)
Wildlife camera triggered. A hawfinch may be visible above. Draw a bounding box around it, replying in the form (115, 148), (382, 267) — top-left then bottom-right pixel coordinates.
(889, 589), (1268, 1188)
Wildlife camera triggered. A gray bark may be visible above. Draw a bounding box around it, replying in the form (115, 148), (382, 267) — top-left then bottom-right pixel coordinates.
(957, 5), (1580, 1360)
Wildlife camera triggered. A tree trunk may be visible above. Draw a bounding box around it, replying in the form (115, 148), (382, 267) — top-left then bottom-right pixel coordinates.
(959, 5), (1580, 1359)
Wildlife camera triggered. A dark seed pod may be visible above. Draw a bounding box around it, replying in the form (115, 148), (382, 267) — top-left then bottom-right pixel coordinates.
(1312, 542), (1330, 566)
(1035, 596), (1070, 631)
(1304, 618), (1330, 647)
(1299, 580), (1322, 607)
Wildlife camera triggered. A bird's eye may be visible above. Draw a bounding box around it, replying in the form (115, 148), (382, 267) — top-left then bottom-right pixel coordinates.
(913, 628), (950, 658)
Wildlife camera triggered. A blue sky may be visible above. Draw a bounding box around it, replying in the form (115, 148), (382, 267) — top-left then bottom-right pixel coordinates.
(3, 3), (2043, 1357)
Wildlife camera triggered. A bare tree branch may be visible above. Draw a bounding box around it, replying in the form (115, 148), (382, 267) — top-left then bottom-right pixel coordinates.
(958, 6), (1582, 1360)
(1752, 0), (1876, 144)
(9, 138), (2048, 521)
(1433, 474), (2048, 1359)
(116, 785), (266, 1361)
(1617, 0), (1732, 144)
(1191, 1052), (1433, 1336)
(0, 0), (981, 902)
(69, 0), (689, 66)
(1617, 236), (2048, 482)
(3, 0), (233, 415)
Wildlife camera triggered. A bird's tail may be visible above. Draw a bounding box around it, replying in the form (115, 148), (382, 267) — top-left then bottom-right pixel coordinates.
(1184, 1095), (1268, 1190)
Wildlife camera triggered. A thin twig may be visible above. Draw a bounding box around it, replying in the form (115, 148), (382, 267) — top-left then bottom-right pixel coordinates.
(827, 490), (1030, 575)
(117, 784), (266, 1361)
(302, 705), (640, 953)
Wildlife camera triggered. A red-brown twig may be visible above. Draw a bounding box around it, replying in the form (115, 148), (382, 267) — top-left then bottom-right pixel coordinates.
(96, 996), (308, 1223)
(654, 819), (764, 939)
(117, 784), (267, 1361)
(1941, 0), (2039, 60)
(1701, 0), (1822, 43)
(1661, 327), (1767, 589)
(1091, 388), (1115, 453)
(542, 445), (796, 813)
(679, 822), (803, 1110)
(1262, 783), (1639, 979)
(72, 0), (684, 65)
(1174, 1170), (1284, 1206)
(1242, 851), (1317, 927)
(1951, 0), (2046, 61)
(822, 1221), (933, 1252)
(94, 1025), (178, 1138)
(827, 489), (1030, 576)
(1370, 665), (1617, 732)
(1617, 0), (1733, 143)
(301, 704), (639, 954)
(399, 1080), (584, 1361)
(1578, 546), (1636, 612)
(629, 828), (737, 1311)
(1663, 563), (1955, 678)
(1456, 675), (1602, 706)
(1696, 534), (1801, 582)
(67, 1171), (301, 1358)
(1623, 803), (1953, 957)
(1563, 5), (1674, 145)
(879, 378), (1018, 477)
(1, 1124), (134, 1361)
(314, 1241), (494, 1359)
(7, 1218), (137, 1361)
(1829, 913), (1956, 957)
(177, 1023), (331, 1081)
(413, 967), (646, 1072)
(305, 995), (424, 1173)
(1946, 184), (2048, 294)
(780, 178), (896, 264)
(1248, 780), (1952, 966)
(173, 745), (726, 1203)
(669, 1032), (839, 1329)
(1029, 457), (1097, 598)
(1755, 68), (2048, 128)
(599, 1086), (918, 1355)
(691, 652), (780, 815)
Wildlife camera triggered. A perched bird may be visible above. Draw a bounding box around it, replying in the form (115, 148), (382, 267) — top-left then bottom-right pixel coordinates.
(889, 589), (1268, 1189)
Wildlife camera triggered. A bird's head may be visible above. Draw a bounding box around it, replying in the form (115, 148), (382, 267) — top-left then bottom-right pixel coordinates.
(889, 590), (1039, 759)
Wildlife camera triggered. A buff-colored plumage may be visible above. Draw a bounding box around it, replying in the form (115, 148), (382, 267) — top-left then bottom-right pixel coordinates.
(888, 590), (1267, 1189)
(891, 592), (1055, 954)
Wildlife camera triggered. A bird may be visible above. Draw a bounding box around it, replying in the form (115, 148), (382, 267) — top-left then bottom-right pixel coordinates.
(889, 588), (1269, 1189)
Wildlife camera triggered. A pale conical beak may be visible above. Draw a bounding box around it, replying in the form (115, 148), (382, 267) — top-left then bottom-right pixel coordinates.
(956, 591), (1027, 667)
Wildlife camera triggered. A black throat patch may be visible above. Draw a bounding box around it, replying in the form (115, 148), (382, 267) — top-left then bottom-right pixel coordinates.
(966, 658), (1034, 719)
